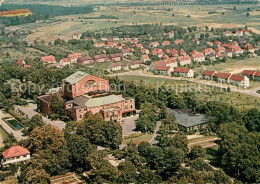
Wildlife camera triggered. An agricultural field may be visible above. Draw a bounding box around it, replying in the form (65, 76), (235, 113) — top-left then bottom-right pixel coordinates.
(16, 4), (260, 42)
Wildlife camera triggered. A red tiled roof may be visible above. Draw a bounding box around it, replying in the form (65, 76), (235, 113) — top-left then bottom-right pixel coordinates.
(241, 70), (256, 75)
(164, 58), (177, 64)
(60, 58), (70, 63)
(254, 71), (260, 77)
(68, 53), (82, 59)
(202, 70), (215, 76)
(110, 62), (123, 67)
(151, 60), (165, 67)
(202, 48), (215, 54)
(213, 73), (231, 79)
(215, 47), (225, 52)
(174, 67), (190, 73)
(154, 66), (170, 71)
(192, 52), (204, 58)
(178, 55), (191, 61)
(23, 64), (31, 68)
(17, 59), (24, 65)
(141, 55), (149, 59)
(2, 145), (30, 159)
(41, 55), (56, 62)
(229, 74), (245, 82)
(129, 60), (141, 65)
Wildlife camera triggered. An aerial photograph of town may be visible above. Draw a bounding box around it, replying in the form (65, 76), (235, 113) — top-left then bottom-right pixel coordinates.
(0, 0), (259, 183)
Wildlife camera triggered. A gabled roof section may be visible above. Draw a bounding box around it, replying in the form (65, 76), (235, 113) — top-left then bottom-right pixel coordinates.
(2, 145), (30, 159)
(63, 71), (89, 85)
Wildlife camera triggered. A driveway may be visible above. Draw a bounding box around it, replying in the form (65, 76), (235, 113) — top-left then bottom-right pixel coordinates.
(0, 110), (27, 141)
(150, 121), (161, 145)
(121, 114), (139, 135)
(108, 70), (260, 98)
(15, 104), (66, 130)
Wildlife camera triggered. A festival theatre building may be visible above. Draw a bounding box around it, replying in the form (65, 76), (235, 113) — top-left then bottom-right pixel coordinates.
(37, 71), (136, 122)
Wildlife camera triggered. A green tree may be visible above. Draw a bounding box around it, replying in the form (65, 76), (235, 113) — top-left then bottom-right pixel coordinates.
(189, 145), (205, 160)
(49, 95), (64, 116)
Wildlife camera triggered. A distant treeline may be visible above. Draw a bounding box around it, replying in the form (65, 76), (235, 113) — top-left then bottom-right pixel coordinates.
(0, 4), (94, 26)
(81, 15), (119, 20)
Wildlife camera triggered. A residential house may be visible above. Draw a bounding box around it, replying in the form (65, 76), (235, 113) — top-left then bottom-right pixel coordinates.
(172, 67), (194, 78)
(178, 49), (186, 56)
(191, 52), (205, 63)
(235, 30), (244, 37)
(202, 70), (216, 80)
(223, 30), (232, 37)
(232, 47), (244, 56)
(141, 49), (149, 55)
(215, 52), (224, 60)
(192, 39), (200, 44)
(17, 59), (25, 66)
(77, 57), (93, 65)
(112, 36), (120, 41)
(68, 53), (82, 64)
(93, 55), (110, 63)
(41, 55), (56, 65)
(214, 40), (222, 47)
(60, 58), (71, 67)
(164, 58), (178, 68)
(231, 41), (239, 46)
(241, 70), (257, 80)
(95, 42), (105, 48)
(177, 55), (192, 66)
(135, 44), (143, 49)
(100, 36), (108, 41)
(109, 53), (123, 61)
(2, 145), (30, 166)
(121, 48), (132, 57)
(206, 42), (213, 46)
(215, 46), (226, 54)
(243, 29), (252, 36)
(154, 66), (173, 76)
(212, 73), (231, 83)
(168, 31), (175, 38)
(72, 33), (81, 40)
(127, 60), (142, 69)
(174, 39), (184, 45)
(229, 74), (250, 88)
(151, 48), (164, 58)
(202, 48), (215, 56)
(254, 71), (260, 81)
(149, 41), (160, 48)
(150, 60), (165, 71)
(162, 40), (171, 46)
(23, 65), (32, 69)
(244, 43), (255, 53)
(141, 55), (150, 63)
(109, 62), (124, 72)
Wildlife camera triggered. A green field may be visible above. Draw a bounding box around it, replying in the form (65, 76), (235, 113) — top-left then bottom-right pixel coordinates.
(122, 133), (153, 145)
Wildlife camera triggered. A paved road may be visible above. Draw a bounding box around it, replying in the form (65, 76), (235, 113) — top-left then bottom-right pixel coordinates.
(108, 70), (260, 98)
(121, 114), (139, 135)
(150, 121), (161, 145)
(0, 110), (27, 141)
(15, 104), (66, 130)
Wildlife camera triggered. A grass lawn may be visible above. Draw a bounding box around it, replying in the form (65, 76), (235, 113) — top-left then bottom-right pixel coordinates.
(0, 127), (9, 141)
(122, 133), (153, 145)
(205, 145), (219, 160)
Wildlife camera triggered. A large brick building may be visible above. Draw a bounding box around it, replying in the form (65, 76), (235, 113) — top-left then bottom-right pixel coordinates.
(37, 71), (136, 122)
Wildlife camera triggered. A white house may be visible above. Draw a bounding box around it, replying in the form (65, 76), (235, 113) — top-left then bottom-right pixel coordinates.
(109, 62), (124, 72)
(191, 52), (205, 63)
(127, 60), (142, 69)
(2, 145), (30, 166)
(68, 53), (82, 64)
(154, 66), (173, 76)
(229, 74), (250, 88)
(177, 55), (192, 66)
(172, 67), (194, 78)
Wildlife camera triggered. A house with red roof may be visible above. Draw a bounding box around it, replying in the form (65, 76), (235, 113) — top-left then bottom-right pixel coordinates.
(17, 59), (25, 66)
(151, 48), (164, 57)
(72, 33), (81, 40)
(214, 41), (222, 47)
(162, 40), (171, 46)
(141, 49), (149, 55)
(154, 66), (173, 76)
(23, 64), (32, 69)
(223, 30), (232, 37)
(149, 41), (160, 48)
(192, 39), (200, 45)
(232, 47), (244, 56)
(109, 62), (124, 72)
(231, 41), (239, 46)
(93, 54), (110, 63)
(109, 53), (123, 62)
(206, 42), (213, 46)
(127, 60), (142, 69)
(235, 30), (243, 37)
(2, 145), (30, 166)
(202, 70), (216, 80)
(141, 55), (150, 63)
(244, 43), (255, 53)
(191, 52), (205, 63)
(164, 58), (178, 68)
(172, 67), (194, 78)
(77, 57), (93, 65)
(178, 49), (186, 56)
(254, 71), (260, 81)
(229, 74), (249, 88)
(212, 73), (232, 83)
(174, 39), (184, 45)
(122, 48), (133, 57)
(150, 60), (166, 71)
(41, 55), (56, 65)
(135, 44), (143, 49)
(202, 48), (215, 56)
(215, 46), (226, 54)
(241, 70), (257, 80)
(8, 33), (14, 38)
(177, 55), (192, 66)
(68, 53), (82, 63)
(60, 58), (71, 67)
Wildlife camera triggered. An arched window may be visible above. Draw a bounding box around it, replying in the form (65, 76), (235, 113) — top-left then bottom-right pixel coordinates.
(84, 80), (97, 88)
